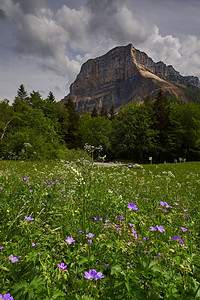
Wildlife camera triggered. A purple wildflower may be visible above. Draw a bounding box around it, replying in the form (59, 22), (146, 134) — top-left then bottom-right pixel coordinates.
(131, 229), (138, 239)
(150, 226), (157, 231)
(114, 268), (118, 271)
(150, 225), (165, 232)
(96, 271), (104, 279)
(174, 202), (179, 205)
(128, 203), (138, 210)
(181, 227), (188, 231)
(24, 216), (34, 221)
(65, 236), (75, 244)
(171, 236), (184, 244)
(86, 233), (94, 238)
(129, 223), (134, 226)
(57, 262), (67, 270)
(0, 246), (3, 251)
(159, 201), (172, 208)
(118, 215), (124, 219)
(184, 215), (189, 218)
(156, 253), (162, 259)
(0, 294), (14, 300)
(88, 239), (93, 244)
(156, 225), (165, 232)
(84, 269), (104, 280)
(9, 254), (19, 263)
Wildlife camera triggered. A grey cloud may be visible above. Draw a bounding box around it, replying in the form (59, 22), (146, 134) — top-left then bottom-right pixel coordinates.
(86, 0), (153, 46)
(0, 9), (6, 18)
(12, 0), (47, 14)
(56, 5), (90, 51)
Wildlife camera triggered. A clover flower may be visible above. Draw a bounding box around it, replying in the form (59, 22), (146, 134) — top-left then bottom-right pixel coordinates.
(24, 216), (34, 221)
(0, 293), (14, 300)
(9, 254), (19, 263)
(128, 203), (138, 210)
(65, 236), (75, 244)
(57, 262), (68, 270)
(84, 269), (104, 280)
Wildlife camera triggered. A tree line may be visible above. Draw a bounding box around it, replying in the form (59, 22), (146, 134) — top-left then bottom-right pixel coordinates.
(0, 85), (200, 162)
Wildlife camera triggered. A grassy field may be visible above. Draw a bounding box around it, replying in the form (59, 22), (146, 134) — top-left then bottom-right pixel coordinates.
(0, 160), (200, 299)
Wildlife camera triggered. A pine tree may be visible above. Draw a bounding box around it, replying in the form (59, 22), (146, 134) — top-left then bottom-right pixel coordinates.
(17, 84), (29, 103)
(91, 106), (98, 118)
(109, 105), (115, 120)
(99, 106), (108, 118)
(47, 91), (55, 102)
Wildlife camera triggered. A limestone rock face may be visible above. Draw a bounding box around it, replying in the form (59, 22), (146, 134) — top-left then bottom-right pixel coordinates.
(61, 44), (200, 113)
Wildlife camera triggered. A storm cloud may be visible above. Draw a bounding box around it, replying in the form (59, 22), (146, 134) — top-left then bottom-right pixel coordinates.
(0, 0), (200, 101)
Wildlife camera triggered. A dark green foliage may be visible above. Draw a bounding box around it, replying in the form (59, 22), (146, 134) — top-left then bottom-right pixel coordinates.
(64, 98), (80, 148)
(111, 102), (156, 161)
(76, 111), (112, 152)
(152, 90), (172, 161)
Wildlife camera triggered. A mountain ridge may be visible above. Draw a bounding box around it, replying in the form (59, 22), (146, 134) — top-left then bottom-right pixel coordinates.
(61, 43), (200, 113)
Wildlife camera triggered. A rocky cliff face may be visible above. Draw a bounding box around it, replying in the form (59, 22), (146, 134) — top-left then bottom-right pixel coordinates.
(61, 44), (200, 113)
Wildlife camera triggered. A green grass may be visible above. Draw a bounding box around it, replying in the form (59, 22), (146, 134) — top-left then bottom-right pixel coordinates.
(0, 160), (200, 299)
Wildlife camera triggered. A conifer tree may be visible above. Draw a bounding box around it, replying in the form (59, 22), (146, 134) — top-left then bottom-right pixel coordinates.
(17, 84), (29, 103)
(100, 106), (108, 118)
(47, 91), (55, 102)
(91, 106), (98, 118)
(109, 105), (115, 120)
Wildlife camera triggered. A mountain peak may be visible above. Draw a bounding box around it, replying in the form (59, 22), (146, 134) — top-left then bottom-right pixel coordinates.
(61, 44), (200, 113)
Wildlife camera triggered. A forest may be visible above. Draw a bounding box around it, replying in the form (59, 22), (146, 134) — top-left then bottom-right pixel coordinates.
(0, 85), (200, 163)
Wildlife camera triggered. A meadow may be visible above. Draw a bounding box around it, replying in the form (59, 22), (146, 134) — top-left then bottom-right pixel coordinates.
(0, 159), (200, 299)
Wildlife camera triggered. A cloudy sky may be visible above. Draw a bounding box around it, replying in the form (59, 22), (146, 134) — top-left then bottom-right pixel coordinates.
(0, 0), (200, 102)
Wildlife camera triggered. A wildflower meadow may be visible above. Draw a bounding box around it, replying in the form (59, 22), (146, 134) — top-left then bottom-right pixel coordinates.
(0, 159), (200, 299)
